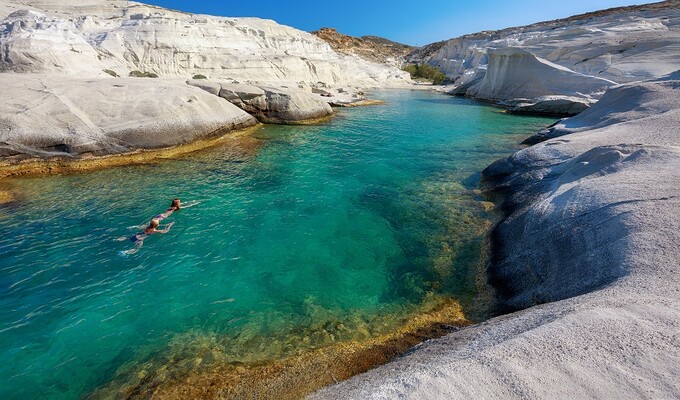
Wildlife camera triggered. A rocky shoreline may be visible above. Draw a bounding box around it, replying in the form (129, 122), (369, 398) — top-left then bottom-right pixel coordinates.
(0, 0), (410, 165)
(311, 72), (680, 399)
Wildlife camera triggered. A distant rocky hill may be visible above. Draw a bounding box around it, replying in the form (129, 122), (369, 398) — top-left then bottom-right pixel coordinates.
(312, 28), (414, 67)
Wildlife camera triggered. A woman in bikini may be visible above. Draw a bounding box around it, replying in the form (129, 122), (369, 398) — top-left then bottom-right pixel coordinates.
(118, 198), (199, 254)
(155, 198), (182, 221)
(122, 218), (174, 254)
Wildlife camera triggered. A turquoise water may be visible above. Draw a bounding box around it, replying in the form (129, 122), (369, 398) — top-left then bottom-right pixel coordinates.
(0, 90), (552, 399)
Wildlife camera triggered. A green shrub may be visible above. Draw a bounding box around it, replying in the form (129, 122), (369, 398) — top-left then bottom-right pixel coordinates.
(103, 69), (119, 77)
(192, 74), (208, 80)
(402, 63), (448, 85)
(129, 70), (159, 78)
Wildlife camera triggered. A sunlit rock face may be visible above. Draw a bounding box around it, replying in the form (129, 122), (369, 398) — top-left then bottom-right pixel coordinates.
(415, 2), (680, 84)
(415, 1), (680, 113)
(0, 0), (411, 87)
(471, 47), (615, 101)
(187, 80), (334, 124)
(0, 75), (258, 158)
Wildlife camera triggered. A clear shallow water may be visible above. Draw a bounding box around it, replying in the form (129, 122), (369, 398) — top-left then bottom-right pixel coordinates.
(0, 91), (552, 399)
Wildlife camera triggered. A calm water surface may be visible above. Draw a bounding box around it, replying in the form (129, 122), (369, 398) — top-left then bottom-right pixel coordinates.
(0, 90), (552, 399)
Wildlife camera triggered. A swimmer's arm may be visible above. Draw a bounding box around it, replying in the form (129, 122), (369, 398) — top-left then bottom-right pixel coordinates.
(158, 222), (175, 233)
(182, 200), (201, 208)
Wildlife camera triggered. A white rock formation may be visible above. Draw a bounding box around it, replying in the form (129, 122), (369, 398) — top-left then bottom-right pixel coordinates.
(0, 0), (410, 87)
(0, 74), (257, 158)
(188, 80), (334, 123)
(312, 72), (680, 399)
(0, 0), (410, 159)
(418, 1), (680, 112)
(470, 48), (615, 101)
(416, 2), (680, 84)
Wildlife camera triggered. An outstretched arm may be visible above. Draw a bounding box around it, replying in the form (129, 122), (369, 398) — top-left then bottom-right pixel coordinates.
(182, 200), (201, 209)
(159, 222), (175, 233)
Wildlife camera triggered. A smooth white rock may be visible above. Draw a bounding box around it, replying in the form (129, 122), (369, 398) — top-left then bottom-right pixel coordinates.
(187, 80), (333, 123)
(471, 47), (615, 102)
(417, 3), (680, 84)
(0, 74), (257, 158)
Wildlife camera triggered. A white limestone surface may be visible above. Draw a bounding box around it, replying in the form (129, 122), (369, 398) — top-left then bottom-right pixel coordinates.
(0, 0), (410, 87)
(0, 74), (257, 158)
(311, 72), (680, 400)
(421, 1), (680, 111)
(416, 2), (680, 84)
(188, 80), (334, 123)
(469, 47), (615, 103)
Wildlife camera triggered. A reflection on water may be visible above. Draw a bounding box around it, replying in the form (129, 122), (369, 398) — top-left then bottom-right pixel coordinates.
(0, 90), (553, 399)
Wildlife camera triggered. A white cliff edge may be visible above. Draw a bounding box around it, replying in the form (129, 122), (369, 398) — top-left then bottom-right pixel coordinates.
(425, 1), (680, 115)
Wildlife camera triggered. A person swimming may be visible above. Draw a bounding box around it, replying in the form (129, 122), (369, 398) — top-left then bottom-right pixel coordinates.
(119, 198), (199, 254)
(121, 218), (174, 254)
(155, 198), (182, 221)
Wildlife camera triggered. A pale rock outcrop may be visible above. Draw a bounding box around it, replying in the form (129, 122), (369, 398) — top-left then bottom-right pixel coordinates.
(0, 0), (411, 87)
(0, 74), (257, 158)
(451, 47), (615, 115)
(423, 1), (680, 113)
(471, 48), (615, 102)
(187, 80), (333, 124)
(185, 80), (222, 96)
(313, 72), (680, 399)
(524, 71), (680, 143)
(0, 10), (106, 75)
(416, 1), (680, 84)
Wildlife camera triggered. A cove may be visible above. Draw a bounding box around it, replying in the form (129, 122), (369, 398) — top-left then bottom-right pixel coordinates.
(0, 90), (553, 399)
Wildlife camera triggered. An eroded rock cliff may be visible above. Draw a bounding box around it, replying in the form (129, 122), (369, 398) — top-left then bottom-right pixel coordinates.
(0, 1), (410, 86)
(312, 27), (414, 67)
(417, 1), (680, 114)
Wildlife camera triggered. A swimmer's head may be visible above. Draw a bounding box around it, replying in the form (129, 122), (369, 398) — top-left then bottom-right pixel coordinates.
(149, 219), (160, 229)
(171, 198), (181, 210)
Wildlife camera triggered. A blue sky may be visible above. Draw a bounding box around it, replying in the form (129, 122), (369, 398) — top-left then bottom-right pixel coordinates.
(142, 0), (643, 45)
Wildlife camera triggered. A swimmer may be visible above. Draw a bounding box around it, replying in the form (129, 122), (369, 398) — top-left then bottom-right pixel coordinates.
(154, 198), (201, 220)
(127, 198), (200, 230)
(119, 218), (174, 254)
(154, 198), (182, 221)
